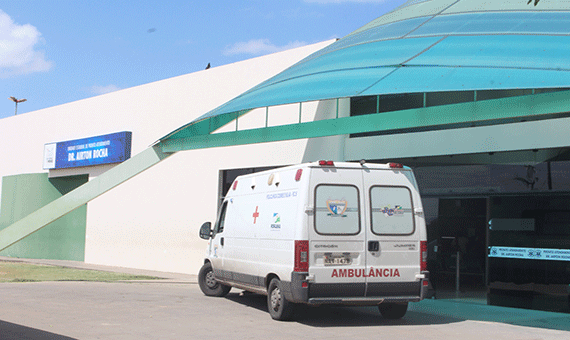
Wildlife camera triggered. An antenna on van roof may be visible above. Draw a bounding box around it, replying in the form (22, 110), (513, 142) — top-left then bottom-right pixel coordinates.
(359, 159), (366, 166)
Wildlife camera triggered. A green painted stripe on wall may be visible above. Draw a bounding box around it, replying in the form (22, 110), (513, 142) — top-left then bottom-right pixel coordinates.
(0, 173), (88, 261)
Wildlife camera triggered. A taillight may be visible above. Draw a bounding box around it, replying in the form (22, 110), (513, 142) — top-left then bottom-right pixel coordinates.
(295, 169), (303, 181)
(420, 241), (427, 272)
(318, 160), (334, 166)
(294, 240), (309, 272)
(389, 163), (404, 169)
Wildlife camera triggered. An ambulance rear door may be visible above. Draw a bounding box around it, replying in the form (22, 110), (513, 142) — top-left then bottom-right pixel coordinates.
(362, 167), (421, 298)
(308, 166), (367, 298)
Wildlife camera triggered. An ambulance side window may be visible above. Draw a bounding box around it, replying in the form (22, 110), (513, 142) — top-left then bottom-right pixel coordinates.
(214, 201), (228, 234)
(314, 184), (361, 235)
(370, 186), (415, 235)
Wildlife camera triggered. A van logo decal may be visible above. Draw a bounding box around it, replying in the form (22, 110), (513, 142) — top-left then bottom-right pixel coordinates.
(382, 205), (404, 217)
(252, 206), (260, 224)
(315, 244), (338, 249)
(271, 213), (281, 230)
(327, 200), (347, 216)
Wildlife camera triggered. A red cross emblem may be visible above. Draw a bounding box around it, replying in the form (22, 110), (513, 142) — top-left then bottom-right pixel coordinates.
(252, 206), (260, 224)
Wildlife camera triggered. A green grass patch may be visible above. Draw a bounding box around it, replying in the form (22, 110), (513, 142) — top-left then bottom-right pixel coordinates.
(0, 261), (161, 283)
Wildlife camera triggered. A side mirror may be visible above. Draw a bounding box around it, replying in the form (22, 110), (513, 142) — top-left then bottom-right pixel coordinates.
(199, 222), (212, 240)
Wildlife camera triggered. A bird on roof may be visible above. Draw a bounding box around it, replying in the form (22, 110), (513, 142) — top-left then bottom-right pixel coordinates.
(205, 63), (211, 70)
(527, 0), (540, 5)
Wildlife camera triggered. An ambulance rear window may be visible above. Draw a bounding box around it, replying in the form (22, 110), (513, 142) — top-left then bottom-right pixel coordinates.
(314, 184), (360, 235)
(370, 186), (415, 235)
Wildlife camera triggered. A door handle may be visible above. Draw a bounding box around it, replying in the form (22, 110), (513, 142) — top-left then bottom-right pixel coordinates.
(368, 241), (379, 252)
(221, 237), (224, 246)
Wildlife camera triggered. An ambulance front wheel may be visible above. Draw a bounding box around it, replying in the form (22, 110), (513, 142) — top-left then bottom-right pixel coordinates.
(378, 302), (408, 319)
(198, 262), (231, 297)
(267, 278), (294, 321)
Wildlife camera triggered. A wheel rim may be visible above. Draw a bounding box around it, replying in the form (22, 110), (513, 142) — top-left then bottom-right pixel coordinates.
(270, 286), (282, 311)
(205, 270), (218, 289)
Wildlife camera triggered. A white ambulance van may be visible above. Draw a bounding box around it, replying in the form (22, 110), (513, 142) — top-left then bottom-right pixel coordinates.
(198, 161), (429, 320)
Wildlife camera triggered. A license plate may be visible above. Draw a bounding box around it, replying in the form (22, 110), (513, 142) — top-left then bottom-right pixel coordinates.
(324, 255), (352, 266)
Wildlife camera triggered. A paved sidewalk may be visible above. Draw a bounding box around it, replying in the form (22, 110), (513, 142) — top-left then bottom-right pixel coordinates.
(0, 256), (197, 284)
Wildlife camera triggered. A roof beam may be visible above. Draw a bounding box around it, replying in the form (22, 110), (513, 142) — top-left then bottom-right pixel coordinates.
(160, 90), (570, 152)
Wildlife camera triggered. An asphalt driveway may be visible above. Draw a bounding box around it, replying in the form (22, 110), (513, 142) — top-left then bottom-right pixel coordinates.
(0, 281), (569, 340)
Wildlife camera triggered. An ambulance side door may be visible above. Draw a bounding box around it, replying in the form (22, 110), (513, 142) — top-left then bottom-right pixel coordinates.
(210, 200), (231, 281)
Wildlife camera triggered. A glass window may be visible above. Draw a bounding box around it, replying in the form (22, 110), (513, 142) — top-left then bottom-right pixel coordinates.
(426, 91), (474, 107)
(476, 89), (532, 101)
(551, 160), (570, 191)
(350, 96), (377, 116)
(534, 87), (570, 94)
(370, 186), (415, 235)
(214, 201), (228, 234)
(414, 163), (552, 195)
(315, 185), (360, 235)
(378, 93), (424, 113)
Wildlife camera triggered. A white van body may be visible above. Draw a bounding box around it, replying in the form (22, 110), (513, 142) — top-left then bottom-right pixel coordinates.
(198, 161), (429, 320)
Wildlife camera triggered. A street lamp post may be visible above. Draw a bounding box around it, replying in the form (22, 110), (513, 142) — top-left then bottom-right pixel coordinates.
(9, 96), (27, 115)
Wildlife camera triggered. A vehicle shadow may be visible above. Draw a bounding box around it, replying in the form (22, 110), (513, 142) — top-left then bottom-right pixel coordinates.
(224, 292), (464, 327)
(0, 320), (77, 340)
(225, 291), (570, 331)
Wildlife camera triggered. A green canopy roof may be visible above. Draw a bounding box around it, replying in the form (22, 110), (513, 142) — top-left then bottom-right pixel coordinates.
(161, 0), (570, 142)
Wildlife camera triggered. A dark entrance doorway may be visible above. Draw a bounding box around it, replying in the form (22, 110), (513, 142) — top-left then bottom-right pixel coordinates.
(429, 198), (487, 293)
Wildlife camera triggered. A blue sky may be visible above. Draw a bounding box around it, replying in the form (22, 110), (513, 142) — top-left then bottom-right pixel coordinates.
(0, 0), (406, 119)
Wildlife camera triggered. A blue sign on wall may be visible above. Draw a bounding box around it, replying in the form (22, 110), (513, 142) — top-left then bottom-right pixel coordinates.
(43, 132), (132, 169)
(489, 246), (570, 262)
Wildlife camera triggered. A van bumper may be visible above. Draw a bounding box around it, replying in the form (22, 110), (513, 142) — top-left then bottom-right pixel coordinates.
(419, 271), (430, 300)
(286, 272), (309, 303)
(287, 271), (429, 305)
(308, 296), (422, 305)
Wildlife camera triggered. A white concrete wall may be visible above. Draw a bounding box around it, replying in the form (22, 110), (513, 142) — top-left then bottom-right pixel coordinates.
(0, 39), (341, 274)
(84, 97), (349, 275)
(0, 40), (334, 185)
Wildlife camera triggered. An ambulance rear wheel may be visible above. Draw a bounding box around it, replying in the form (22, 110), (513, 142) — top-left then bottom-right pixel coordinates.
(378, 302), (408, 319)
(267, 278), (294, 321)
(198, 262), (231, 297)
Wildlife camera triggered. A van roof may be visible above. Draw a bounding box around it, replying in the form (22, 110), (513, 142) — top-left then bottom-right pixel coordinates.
(225, 161), (415, 198)
(235, 161), (411, 180)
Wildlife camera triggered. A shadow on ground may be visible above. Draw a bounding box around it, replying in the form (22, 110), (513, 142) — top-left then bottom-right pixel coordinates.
(225, 292), (463, 327)
(0, 320), (76, 340)
(225, 291), (570, 331)
(415, 298), (570, 332)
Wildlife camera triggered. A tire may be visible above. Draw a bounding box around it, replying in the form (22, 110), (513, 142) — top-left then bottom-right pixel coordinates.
(198, 262), (231, 297)
(267, 278), (294, 321)
(378, 302), (408, 319)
